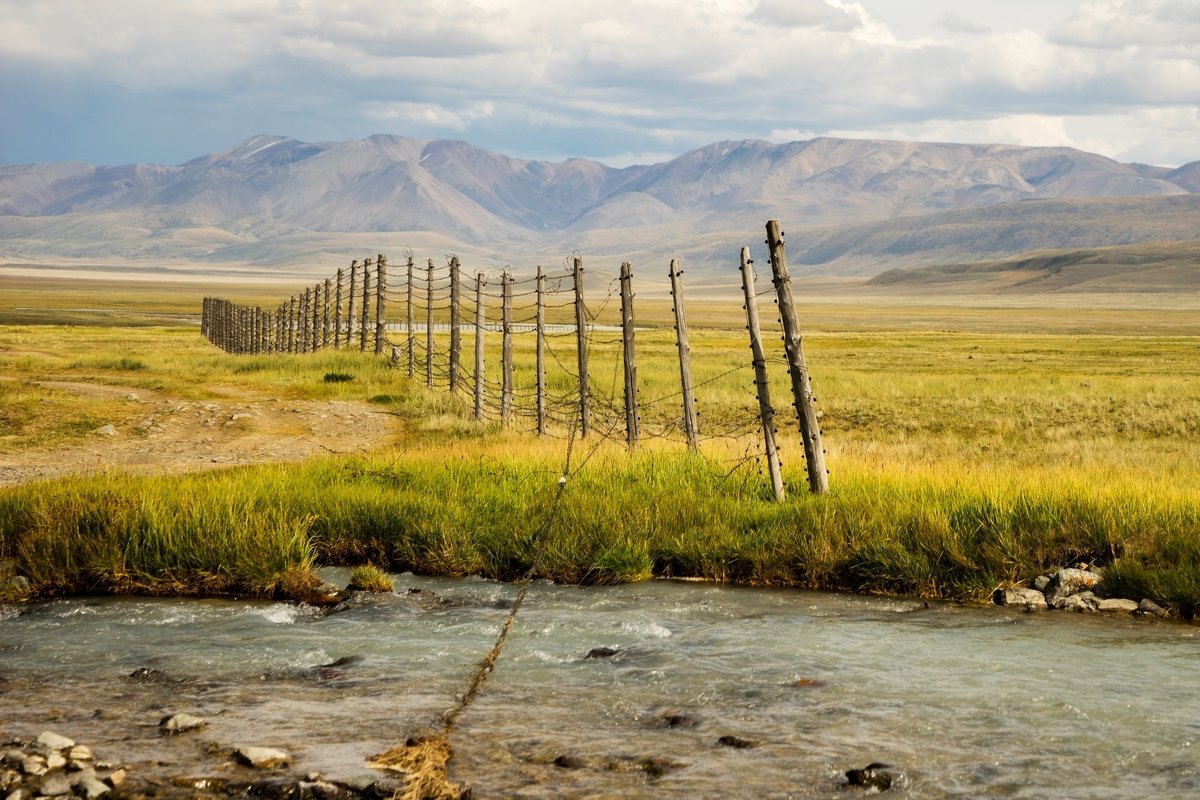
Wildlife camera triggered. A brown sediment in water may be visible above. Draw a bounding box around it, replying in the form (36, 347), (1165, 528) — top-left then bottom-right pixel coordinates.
(368, 734), (464, 800)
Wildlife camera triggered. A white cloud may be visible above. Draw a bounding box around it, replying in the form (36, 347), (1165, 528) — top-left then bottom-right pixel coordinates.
(365, 101), (496, 130)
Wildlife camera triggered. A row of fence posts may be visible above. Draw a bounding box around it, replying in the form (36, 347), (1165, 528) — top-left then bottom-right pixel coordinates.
(200, 221), (827, 498)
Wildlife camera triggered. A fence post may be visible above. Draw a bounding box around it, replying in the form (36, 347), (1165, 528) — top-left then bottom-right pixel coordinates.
(449, 256), (461, 392)
(426, 259), (435, 389)
(501, 269), (514, 426)
(766, 219), (829, 494)
(360, 257), (372, 353)
(535, 265), (546, 436)
(323, 278), (332, 349)
(474, 272), (486, 421)
(740, 247), (786, 502)
(406, 256), (415, 378)
(620, 261), (639, 449)
(375, 254), (387, 356)
(311, 283), (321, 353)
(347, 259), (359, 349)
(669, 258), (699, 452)
(334, 268), (344, 349)
(573, 257), (590, 437)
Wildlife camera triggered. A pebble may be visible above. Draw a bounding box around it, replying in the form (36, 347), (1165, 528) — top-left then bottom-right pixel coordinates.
(233, 747), (291, 769)
(159, 713), (206, 735)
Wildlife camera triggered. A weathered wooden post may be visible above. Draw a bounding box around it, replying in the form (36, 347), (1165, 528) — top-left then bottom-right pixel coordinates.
(449, 256), (461, 392)
(501, 269), (514, 425)
(360, 257), (372, 353)
(334, 268), (344, 349)
(426, 259), (435, 389)
(287, 296), (296, 353)
(347, 259), (359, 349)
(311, 283), (321, 353)
(406, 256), (415, 378)
(375, 254), (387, 356)
(766, 219), (829, 494)
(304, 288), (314, 353)
(535, 265), (546, 436)
(669, 258), (699, 452)
(740, 247), (785, 502)
(322, 278), (332, 349)
(474, 272), (486, 421)
(619, 261), (639, 449)
(573, 257), (590, 437)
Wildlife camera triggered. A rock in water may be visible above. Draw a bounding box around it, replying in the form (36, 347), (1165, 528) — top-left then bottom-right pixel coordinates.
(584, 647), (619, 659)
(846, 762), (903, 791)
(992, 587), (1047, 609)
(160, 712), (207, 735)
(1043, 568), (1102, 605)
(234, 747), (291, 768)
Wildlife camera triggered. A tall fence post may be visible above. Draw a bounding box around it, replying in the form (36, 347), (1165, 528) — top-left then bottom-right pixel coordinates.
(766, 219), (829, 494)
(360, 257), (372, 353)
(740, 247), (786, 502)
(573, 257), (590, 437)
(669, 258), (699, 452)
(375, 254), (387, 356)
(449, 256), (461, 392)
(406, 256), (415, 378)
(301, 289), (312, 353)
(535, 265), (547, 436)
(501, 269), (514, 426)
(347, 260), (359, 350)
(311, 283), (321, 353)
(474, 272), (485, 421)
(334, 268), (344, 349)
(323, 278), (332, 349)
(426, 259), (435, 389)
(288, 295), (298, 353)
(620, 261), (639, 449)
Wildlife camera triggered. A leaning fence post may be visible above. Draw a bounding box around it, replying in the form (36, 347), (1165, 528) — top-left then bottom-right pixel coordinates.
(449, 256), (461, 392)
(766, 219), (829, 494)
(474, 272), (486, 421)
(375, 254), (387, 356)
(426, 259), (435, 389)
(669, 258), (699, 452)
(535, 265), (547, 436)
(501, 269), (514, 426)
(740, 247), (785, 502)
(573, 257), (590, 437)
(619, 261), (639, 449)
(406, 256), (415, 378)
(360, 257), (372, 353)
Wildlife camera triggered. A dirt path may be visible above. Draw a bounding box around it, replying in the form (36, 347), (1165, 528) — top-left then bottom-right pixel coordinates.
(0, 381), (400, 485)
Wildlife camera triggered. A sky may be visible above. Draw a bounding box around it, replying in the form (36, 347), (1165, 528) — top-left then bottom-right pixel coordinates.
(1, 0), (1198, 169)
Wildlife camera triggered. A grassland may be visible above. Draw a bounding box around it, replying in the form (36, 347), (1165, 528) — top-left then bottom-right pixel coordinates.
(1, 271), (1198, 615)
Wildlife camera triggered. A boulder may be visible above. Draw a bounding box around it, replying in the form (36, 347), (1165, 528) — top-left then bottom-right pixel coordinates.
(233, 746), (291, 769)
(76, 776), (111, 799)
(845, 762), (903, 791)
(33, 732), (74, 754)
(1049, 592), (1099, 612)
(37, 773), (72, 797)
(1032, 574), (1051, 592)
(93, 425), (118, 437)
(992, 587), (1047, 609)
(1138, 598), (1169, 618)
(159, 713), (207, 735)
(1043, 568), (1102, 604)
(1097, 598), (1139, 613)
(584, 647), (619, 659)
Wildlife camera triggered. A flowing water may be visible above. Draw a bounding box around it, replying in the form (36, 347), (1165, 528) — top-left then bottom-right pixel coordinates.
(2, 572), (1197, 798)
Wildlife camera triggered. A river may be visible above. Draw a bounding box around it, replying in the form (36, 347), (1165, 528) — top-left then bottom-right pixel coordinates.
(2, 571), (1197, 798)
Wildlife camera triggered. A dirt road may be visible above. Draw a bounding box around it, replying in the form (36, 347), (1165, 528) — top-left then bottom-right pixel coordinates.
(0, 381), (400, 485)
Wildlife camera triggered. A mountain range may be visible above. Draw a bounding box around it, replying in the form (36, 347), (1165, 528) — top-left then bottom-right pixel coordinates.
(1, 133), (1198, 282)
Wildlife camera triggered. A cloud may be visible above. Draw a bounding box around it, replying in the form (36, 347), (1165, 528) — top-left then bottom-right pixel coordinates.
(933, 11), (991, 35)
(1051, 0), (1200, 49)
(364, 100), (496, 130)
(752, 0), (860, 31)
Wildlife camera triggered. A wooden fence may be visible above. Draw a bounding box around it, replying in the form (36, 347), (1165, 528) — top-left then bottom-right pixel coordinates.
(201, 221), (828, 498)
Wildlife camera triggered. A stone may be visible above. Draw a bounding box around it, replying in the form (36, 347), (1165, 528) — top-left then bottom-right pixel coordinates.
(107, 768), (127, 786)
(584, 647), (618, 659)
(2, 750), (22, 767)
(1138, 598), (1169, 618)
(1049, 592), (1099, 612)
(36, 773), (71, 797)
(7, 788), (32, 800)
(34, 733), (74, 754)
(44, 753), (66, 771)
(67, 768), (96, 787)
(845, 762), (903, 791)
(553, 755), (587, 770)
(1043, 568), (1102, 604)
(1, 769), (21, 790)
(67, 745), (93, 763)
(159, 713), (207, 735)
(640, 757), (687, 778)
(992, 587), (1047, 609)
(653, 712), (700, 729)
(716, 735), (757, 749)
(1097, 598), (1139, 613)
(1032, 574), (1051, 592)
(76, 777), (110, 799)
(93, 425), (117, 437)
(21, 756), (47, 777)
(233, 747), (290, 769)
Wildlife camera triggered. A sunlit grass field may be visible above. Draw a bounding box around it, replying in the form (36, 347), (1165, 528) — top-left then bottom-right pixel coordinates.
(1, 272), (1198, 614)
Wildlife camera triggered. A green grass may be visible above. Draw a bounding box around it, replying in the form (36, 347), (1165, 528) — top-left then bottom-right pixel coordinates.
(2, 285), (1199, 614)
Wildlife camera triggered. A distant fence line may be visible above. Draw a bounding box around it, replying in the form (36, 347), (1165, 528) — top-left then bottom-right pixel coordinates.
(201, 220), (828, 498)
